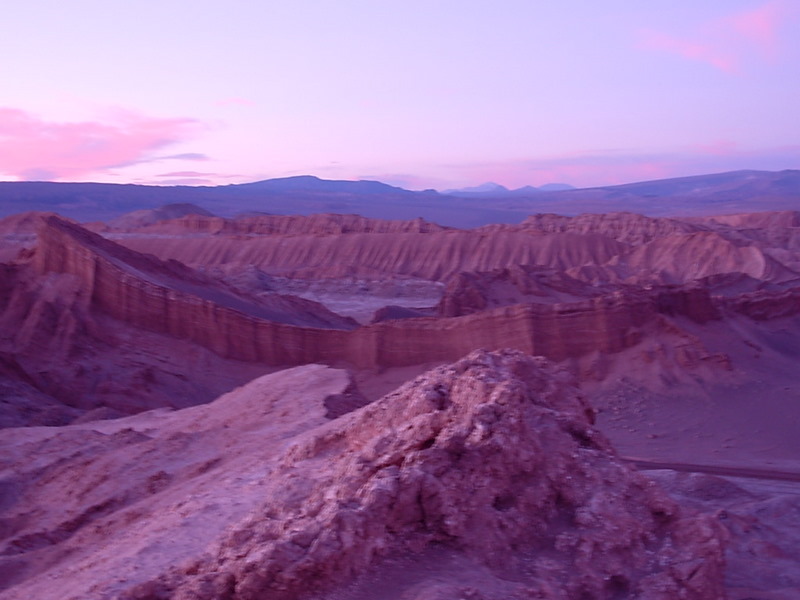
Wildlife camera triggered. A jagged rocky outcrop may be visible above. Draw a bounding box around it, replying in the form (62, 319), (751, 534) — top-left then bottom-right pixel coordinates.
(0, 351), (727, 599)
(0, 211), (65, 261)
(126, 350), (726, 599)
(437, 265), (608, 317)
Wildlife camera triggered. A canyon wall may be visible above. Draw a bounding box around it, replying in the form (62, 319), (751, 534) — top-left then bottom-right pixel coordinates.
(31, 216), (726, 370)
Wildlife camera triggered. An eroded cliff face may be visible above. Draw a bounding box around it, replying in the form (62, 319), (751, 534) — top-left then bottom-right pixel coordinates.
(0, 263), (271, 421)
(28, 216), (724, 370)
(34, 216), (358, 331)
(0, 351), (728, 600)
(8, 212), (793, 427)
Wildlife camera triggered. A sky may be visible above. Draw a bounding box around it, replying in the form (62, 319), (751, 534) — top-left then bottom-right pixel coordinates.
(0, 1), (798, 190)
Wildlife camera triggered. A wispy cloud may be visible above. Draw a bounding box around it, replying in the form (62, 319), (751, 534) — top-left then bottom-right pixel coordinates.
(0, 107), (202, 180)
(638, 30), (736, 72)
(157, 170), (218, 177)
(637, 1), (791, 73)
(161, 152), (209, 162)
(725, 1), (784, 58)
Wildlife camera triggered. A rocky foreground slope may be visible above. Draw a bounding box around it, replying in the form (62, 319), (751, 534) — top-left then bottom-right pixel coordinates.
(0, 350), (726, 600)
(1, 207), (800, 598)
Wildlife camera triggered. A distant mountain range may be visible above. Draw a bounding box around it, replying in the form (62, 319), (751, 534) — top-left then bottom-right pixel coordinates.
(442, 182), (575, 196)
(0, 170), (798, 228)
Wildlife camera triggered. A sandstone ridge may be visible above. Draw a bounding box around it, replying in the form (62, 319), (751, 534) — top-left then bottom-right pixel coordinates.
(29, 216), (727, 370)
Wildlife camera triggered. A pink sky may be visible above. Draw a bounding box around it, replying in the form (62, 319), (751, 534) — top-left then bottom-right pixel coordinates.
(0, 1), (797, 190)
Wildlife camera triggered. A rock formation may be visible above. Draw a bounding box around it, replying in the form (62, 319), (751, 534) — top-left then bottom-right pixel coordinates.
(518, 211), (704, 244)
(117, 212), (449, 236)
(111, 227), (627, 281)
(2, 204), (800, 597)
(0, 351), (727, 600)
(34, 215), (357, 331)
(437, 265), (608, 317)
(25, 216), (729, 370)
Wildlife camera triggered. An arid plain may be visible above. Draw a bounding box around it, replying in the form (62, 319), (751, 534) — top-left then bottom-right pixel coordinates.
(1, 171), (799, 599)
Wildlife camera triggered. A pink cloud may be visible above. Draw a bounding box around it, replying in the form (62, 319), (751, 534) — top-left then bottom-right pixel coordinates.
(0, 107), (201, 180)
(162, 152), (209, 161)
(691, 140), (739, 156)
(638, 30), (736, 72)
(725, 1), (784, 58)
(157, 170), (217, 177)
(637, 1), (792, 73)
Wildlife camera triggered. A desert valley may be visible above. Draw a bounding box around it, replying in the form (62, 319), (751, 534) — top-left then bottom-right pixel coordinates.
(0, 170), (799, 599)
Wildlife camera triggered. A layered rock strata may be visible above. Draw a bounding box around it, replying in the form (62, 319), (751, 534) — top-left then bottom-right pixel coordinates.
(34, 215), (357, 331)
(111, 228), (627, 281)
(30, 216), (724, 370)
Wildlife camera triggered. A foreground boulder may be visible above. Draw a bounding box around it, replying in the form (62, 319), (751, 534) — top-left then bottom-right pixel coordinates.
(0, 351), (726, 599)
(130, 350), (727, 599)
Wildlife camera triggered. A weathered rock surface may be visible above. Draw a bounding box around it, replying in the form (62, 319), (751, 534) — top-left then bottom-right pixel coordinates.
(645, 470), (800, 599)
(0, 248), (274, 423)
(0, 364), (358, 599)
(0, 351), (727, 599)
(24, 216), (729, 370)
(121, 212), (449, 236)
(105, 203), (215, 230)
(370, 304), (436, 323)
(518, 211), (705, 244)
(108, 209), (800, 293)
(34, 215), (358, 331)
(723, 286), (800, 320)
(607, 231), (798, 285)
(112, 228), (627, 281)
(5, 210), (798, 431)
(437, 265), (610, 317)
(0, 211), (64, 262)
